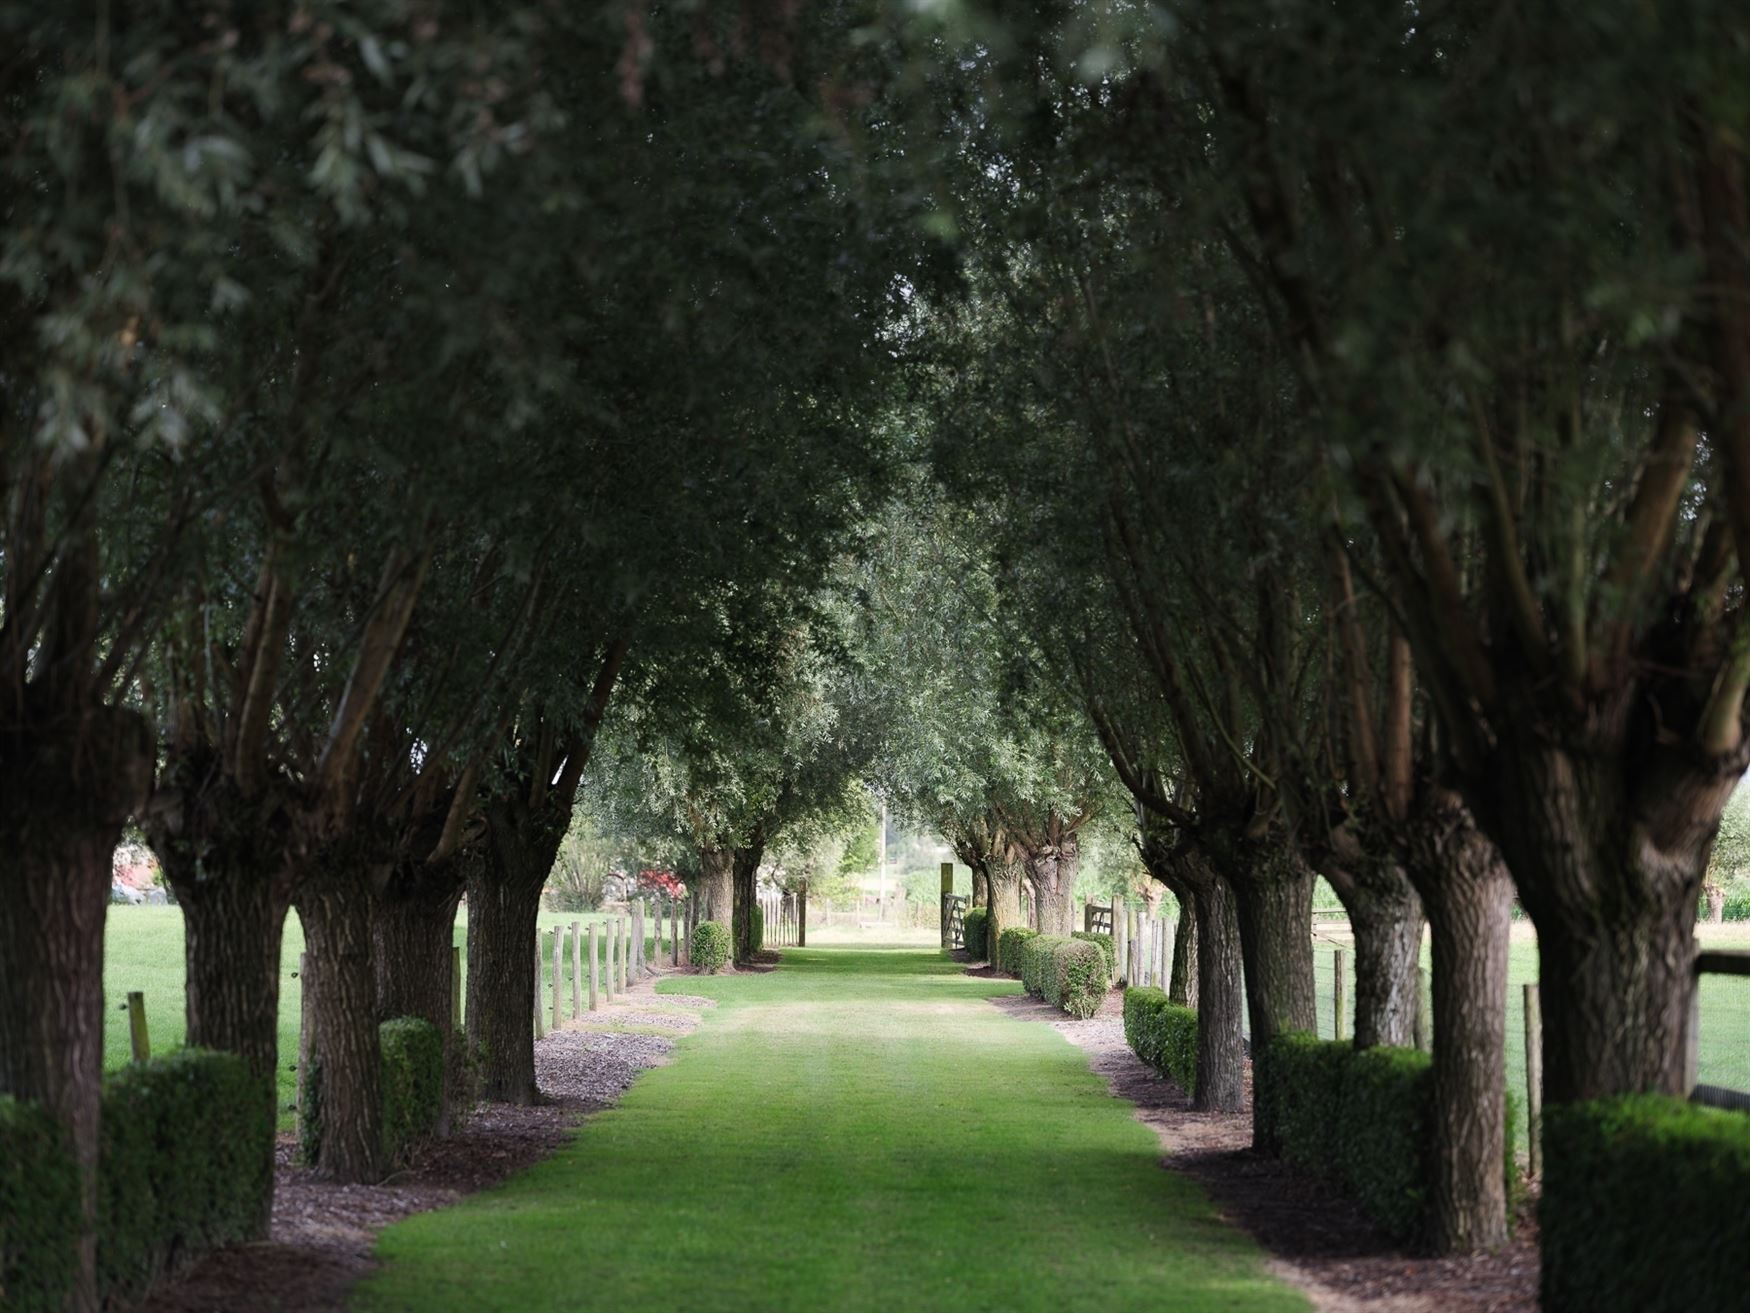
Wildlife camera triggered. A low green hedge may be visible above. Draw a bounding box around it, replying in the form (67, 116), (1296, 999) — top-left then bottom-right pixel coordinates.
(1018, 934), (1070, 996)
(1542, 1094), (1750, 1313)
(996, 926), (1037, 975)
(1123, 987), (1197, 1094)
(99, 1049), (272, 1302)
(380, 1017), (444, 1166)
(301, 1018), (447, 1170)
(0, 1095), (79, 1313)
(1072, 930), (1114, 978)
(1052, 939), (1108, 1019)
(1258, 1031), (1517, 1245)
(962, 907), (989, 959)
(692, 920), (731, 973)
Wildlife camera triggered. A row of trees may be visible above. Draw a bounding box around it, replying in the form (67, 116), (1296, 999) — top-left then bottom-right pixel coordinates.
(1, 6), (946, 1306)
(876, 0), (1750, 1258)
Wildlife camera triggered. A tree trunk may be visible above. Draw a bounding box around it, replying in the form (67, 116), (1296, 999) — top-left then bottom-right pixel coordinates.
(1328, 857), (1424, 1049)
(972, 866), (989, 909)
(1022, 834), (1079, 936)
(1484, 738), (1726, 1103)
(171, 864), (291, 1231)
(731, 844), (764, 965)
(1406, 789), (1513, 1254)
(295, 866), (387, 1183)
(466, 795), (565, 1105)
(1191, 871), (1246, 1111)
(464, 864), (542, 1105)
(1161, 876), (1199, 1009)
(1218, 839), (1316, 1152)
(0, 704), (152, 1312)
(797, 880), (808, 947)
(1706, 883), (1725, 924)
(697, 846), (733, 926)
(986, 857), (1027, 964)
(375, 859), (467, 1131)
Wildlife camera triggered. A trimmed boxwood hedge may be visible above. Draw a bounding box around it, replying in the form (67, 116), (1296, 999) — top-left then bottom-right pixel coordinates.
(1542, 1094), (1750, 1313)
(1257, 1031), (1518, 1245)
(1019, 933), (1071, 997)
(380, 1017), (444, 1166)
(962, 907), (989, 959)
(692, 920), (731, 973)
(1122, 987), (1196, 1095)
(99, 1049), (273, 1302)
(0, 1094), (79, 1313)
(1051, 939), (1108, 1019)
(996, 926), (1037, 975)
(1071, 930), (1114, 979)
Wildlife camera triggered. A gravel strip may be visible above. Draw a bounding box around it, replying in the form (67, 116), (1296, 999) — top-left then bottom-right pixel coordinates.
(134, 986), (710, 1313)
(990, 988), (1537, 1313)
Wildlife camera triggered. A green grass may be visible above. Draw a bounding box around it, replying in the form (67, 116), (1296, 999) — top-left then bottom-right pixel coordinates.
(354, 946), (1306, 1313)
(103, 905), (675, 1129)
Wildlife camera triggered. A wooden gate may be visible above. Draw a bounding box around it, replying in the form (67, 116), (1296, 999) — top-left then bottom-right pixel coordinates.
(943, 894), (968, 950)
(1084, 903), (1113, 935)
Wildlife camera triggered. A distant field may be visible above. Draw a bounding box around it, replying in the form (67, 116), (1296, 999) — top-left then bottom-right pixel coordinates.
(103, 905), (674, 1128)
(107, 905), (1750, 1144)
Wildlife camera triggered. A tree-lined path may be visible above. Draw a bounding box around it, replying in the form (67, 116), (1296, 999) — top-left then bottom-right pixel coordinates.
(354, 948), (1304, 1313)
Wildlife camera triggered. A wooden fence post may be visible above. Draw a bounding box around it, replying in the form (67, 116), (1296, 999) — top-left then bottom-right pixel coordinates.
(1333, 948), (1348, 1042)
(588, 922), (601, 1011)
(671, 900), (681, 966)
(1417, 967), (1434, 1053)
(1525, 981), (1543, 1178)
(940, 863), (954, 951)
(570, 921), (583, 1016)
(127, 991), (150, 1065)
(551, 925), (564, 1032)
(1113, 900), (1127, 984)
(798, 882), (808, 948)
(1156, 919), (1167, 989)
(534, 933), (546, 1040)
(606, 917), (618, 1001)
(631, 902), (643, 978)
(452, 945), (463, 1031)
(618, 914), (630, 993)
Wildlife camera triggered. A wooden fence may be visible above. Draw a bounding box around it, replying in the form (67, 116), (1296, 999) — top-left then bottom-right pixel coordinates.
(942, 893), (968, 950)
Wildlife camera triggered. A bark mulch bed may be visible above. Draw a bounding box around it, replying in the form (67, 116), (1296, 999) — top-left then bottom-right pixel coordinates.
(132, 975), (711, 1313)
(990, 989), (1538, 1313)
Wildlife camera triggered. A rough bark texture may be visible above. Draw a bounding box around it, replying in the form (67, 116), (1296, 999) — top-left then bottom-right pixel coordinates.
(172, 865), (291, 1229)
(1218, 839), (1316, 1151)
(1161, 876), (1199, 1009)
(1325, 854), (1424, 1049)
(1406, 789), (1513, 1254)
(731, 844), (764, 965)
(696, 847), (733, 926)
(295, 864), (387, 1183)
(1483, 732), (1729, 1102)
(1190, 868), (1246, 1112)
(465, 796), (564, 1105)
(375, 857), (468, 1129)
(971, 866), (990, 909)
(0, 703), (152, 1312)
(1021, 833), (1079, 936)
(985, 856), (1027, 962)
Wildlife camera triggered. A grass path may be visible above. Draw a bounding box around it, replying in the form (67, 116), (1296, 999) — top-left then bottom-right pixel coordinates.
(355, 946), (1305, 1313)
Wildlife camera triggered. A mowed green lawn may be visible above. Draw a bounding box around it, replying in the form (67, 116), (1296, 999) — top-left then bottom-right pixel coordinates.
(355, 946), (1307, 1313)
(103, 905), (674, 1128)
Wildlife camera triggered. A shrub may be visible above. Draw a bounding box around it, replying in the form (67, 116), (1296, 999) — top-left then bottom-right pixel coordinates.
(962, 907), (989, 959)
(380, 1017), (444, 1166)
(1052, 939), (1108, 1019)
(0, 1095), (79, 1313)
(996, 926), (1038, 975)
(1019, 934), (1070, 997)
(1542, 1094), (1750, 1313)
(1122, 987), (1197, 1095)
(751, 903), (764, 951)
(98, 1049), (272, 1302)
(1071, 930), (1114, 979)
(1258, 1031), (1516, 1245)
(692, 920), (731, 973)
